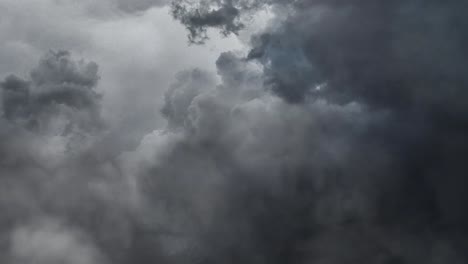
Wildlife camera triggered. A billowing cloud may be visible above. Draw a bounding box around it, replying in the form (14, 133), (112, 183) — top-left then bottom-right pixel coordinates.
(1, 50), (102, 133)
(153, 0), (468, 263)
(1, 0), (468, 264)
(0, 51), (135, 264)
(171, 0), (270, 43)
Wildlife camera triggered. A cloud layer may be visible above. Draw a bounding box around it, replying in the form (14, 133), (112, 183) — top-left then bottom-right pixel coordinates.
(1, 0), (468, 264)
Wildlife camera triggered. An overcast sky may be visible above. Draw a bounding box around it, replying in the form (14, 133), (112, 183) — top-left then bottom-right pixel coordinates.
(1, 1), (468, 264)
(0, 0), (248, 144)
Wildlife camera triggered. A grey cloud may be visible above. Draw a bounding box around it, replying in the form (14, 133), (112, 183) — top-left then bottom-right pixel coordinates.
(115, 0), (170, 13)
(161, 69), (217, 130)
(0, 51), (138, 264)
(1, 0), (468, 264)
(0, 1), (248, 264)
(30, 50), (99, 88)
(0, 0), (241, 157)
(9, 218), (106, 264)
(171, 0), (269, 43)
(1, 76), (30, 122)
(1, 50), (102, 134)
(250, 1), (468, 108)
(130, 53), (400, 263)
(147, 1), (468, 263)
(54, 0), (170, 17)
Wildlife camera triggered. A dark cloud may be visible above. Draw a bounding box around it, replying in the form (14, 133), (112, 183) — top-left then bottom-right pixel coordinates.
(171, 0), (269, 43)
(161, 69), (218, 129)
(135, 57), (394, 263)
(0, 51), (135, 264)
(1, 50), (102, 134)
(1, 1), (468, 264)
(152, 0), (468, 263)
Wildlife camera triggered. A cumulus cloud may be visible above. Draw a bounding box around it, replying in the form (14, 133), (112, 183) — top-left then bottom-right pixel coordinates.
(1, 50), (102, 133)
(0, 51), (137, 264)
(151, 0), (468, 263)
(127, 52), (393, 263)
(0, 0), (245, 261)
(1, 0), (468, 264)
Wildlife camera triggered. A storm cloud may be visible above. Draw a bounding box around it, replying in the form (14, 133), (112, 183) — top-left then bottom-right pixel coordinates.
(1, 0), (468, 264)
(2, 50), (102, 131)
(159, 0), (468, 263)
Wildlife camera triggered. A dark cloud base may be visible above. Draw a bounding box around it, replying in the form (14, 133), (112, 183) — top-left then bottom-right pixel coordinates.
(1, 0), (468, 264)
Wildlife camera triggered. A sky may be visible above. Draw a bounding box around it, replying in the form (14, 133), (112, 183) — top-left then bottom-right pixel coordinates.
(1, 0), (468, 263)
(0, 0), (247, 144)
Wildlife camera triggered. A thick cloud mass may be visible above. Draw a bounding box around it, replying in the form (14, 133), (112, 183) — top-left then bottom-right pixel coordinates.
(0, 51), (135, 264)
(2, 0), (468, 264)
(160, 0), (468, 263)
(2, 51), (102, 132)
